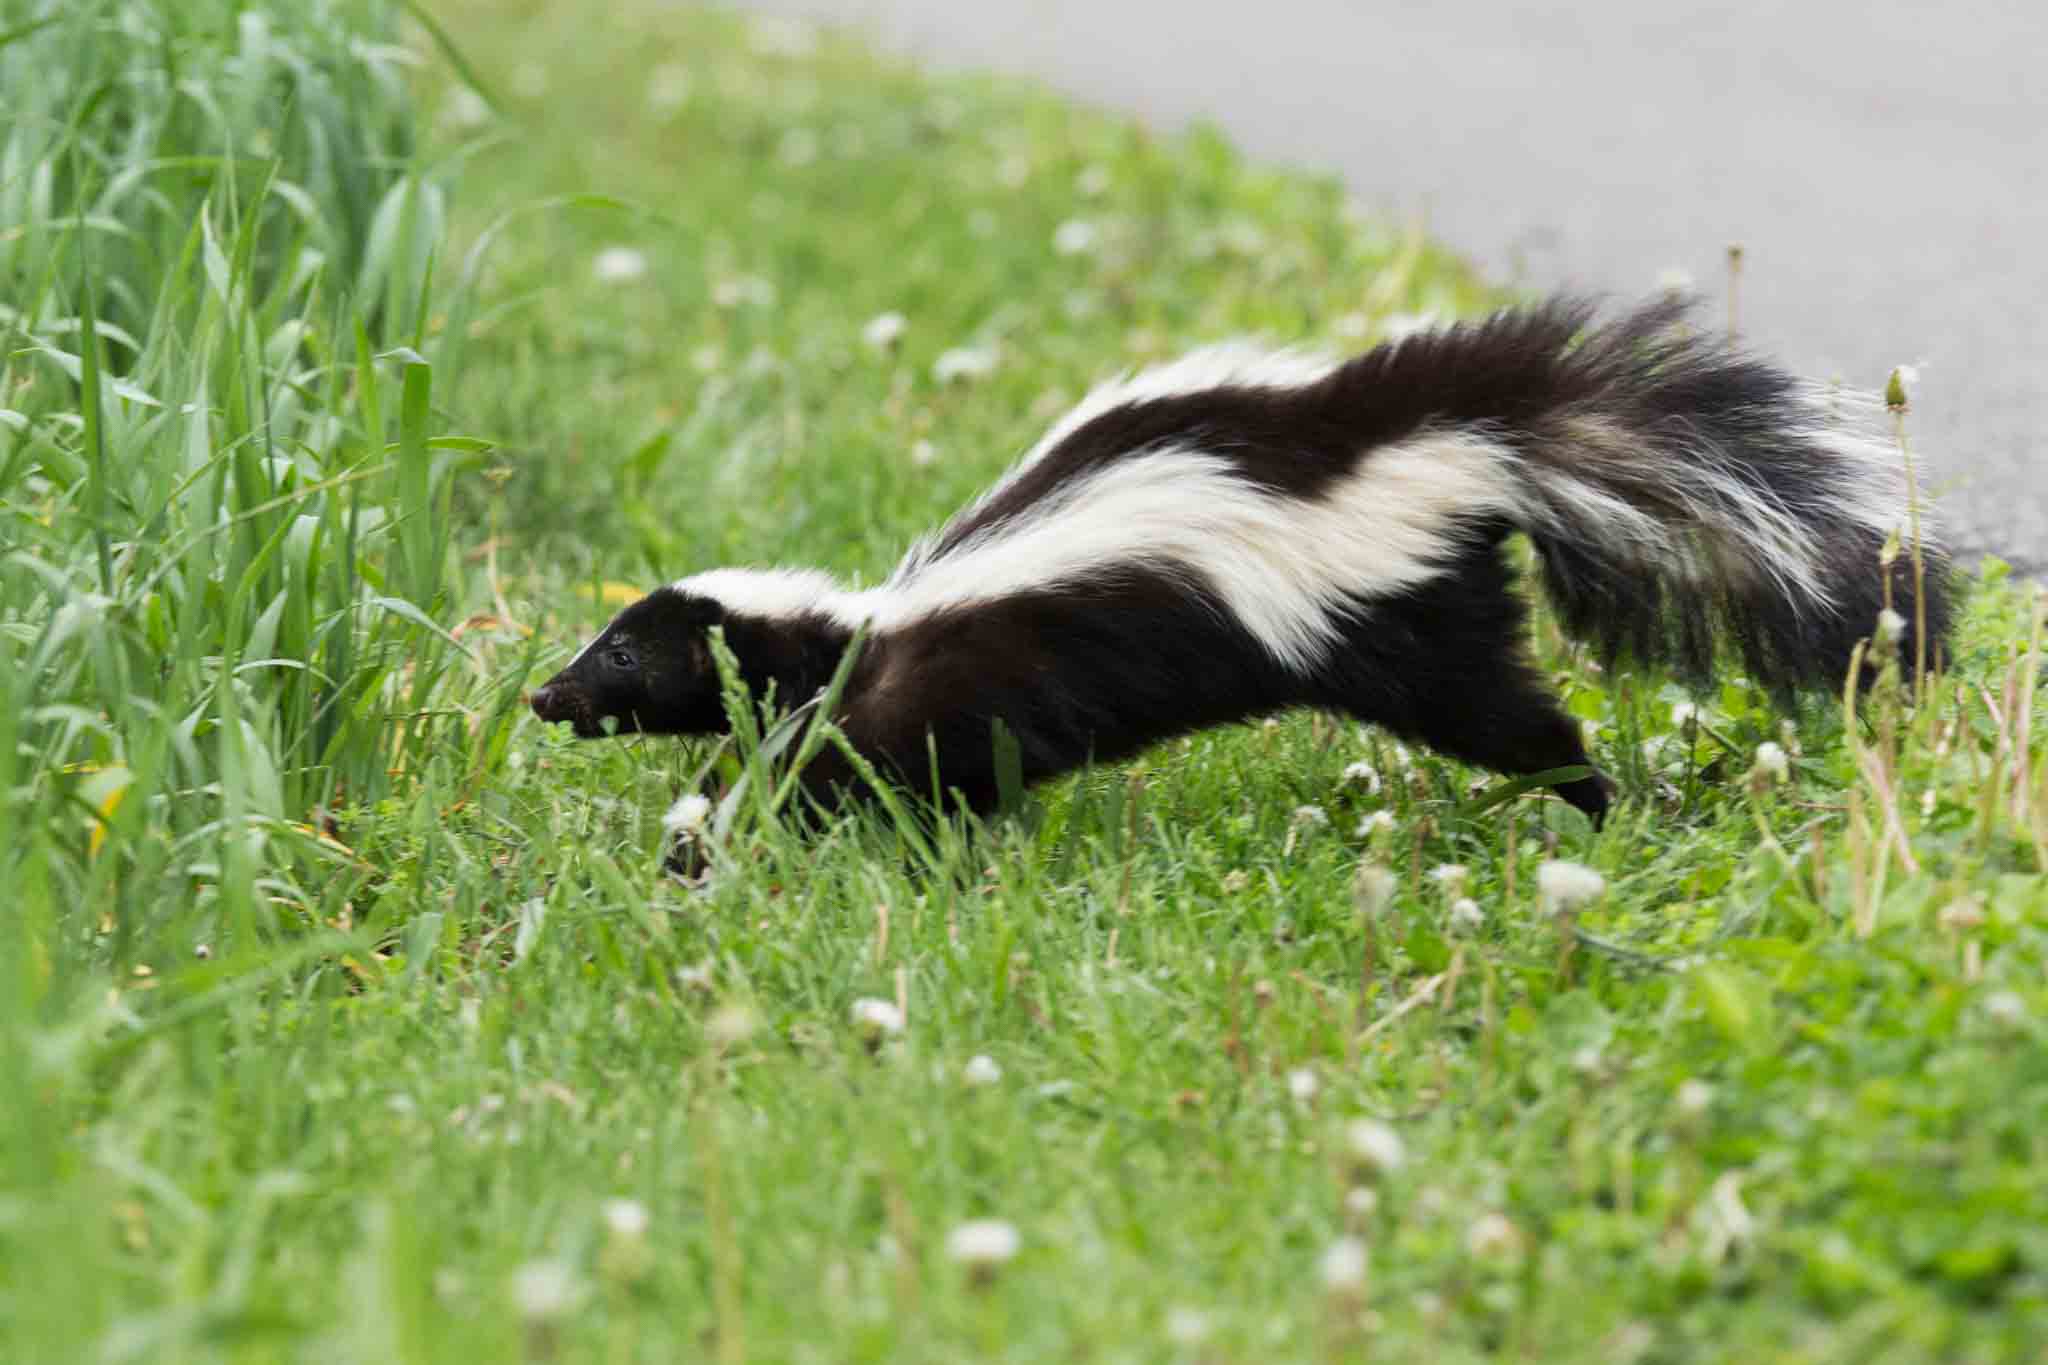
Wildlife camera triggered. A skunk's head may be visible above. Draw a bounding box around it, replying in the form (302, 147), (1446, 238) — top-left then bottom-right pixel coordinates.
(530, 587), (727, 738)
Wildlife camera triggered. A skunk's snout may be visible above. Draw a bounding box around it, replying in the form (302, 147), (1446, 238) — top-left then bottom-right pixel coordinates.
(529, 683), (567, 723)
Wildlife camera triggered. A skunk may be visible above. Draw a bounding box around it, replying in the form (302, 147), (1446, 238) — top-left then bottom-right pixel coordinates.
(530, 297), (1950, 827)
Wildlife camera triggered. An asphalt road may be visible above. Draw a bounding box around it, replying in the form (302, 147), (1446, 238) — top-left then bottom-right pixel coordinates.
(736, 0), (2046, 573)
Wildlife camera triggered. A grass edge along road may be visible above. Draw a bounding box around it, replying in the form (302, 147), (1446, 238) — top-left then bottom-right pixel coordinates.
(4, 2), (2046, 1360)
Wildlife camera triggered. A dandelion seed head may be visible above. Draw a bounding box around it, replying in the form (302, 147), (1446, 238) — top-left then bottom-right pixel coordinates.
(602, 1198), (649, 1240)
(910, 439), (938, 468)
(1875, 608), (1907, 645)
(1343, 1118), (1405, 1177)
(1164, 1305), (1212, 1345)
(1536, 860), (1605, 909)
(1318, 1236), (1369, 1292)
(932, 345), (998, 383)
(962, 1054), (1002, 1087)
(861, 311), (907, 350)
(1291, 804), (1329, 830)
(1983, 990), (2027, 1031)
(662, 793), (713, 838)
(1465, 1212), (1521, 1259)
(1286, 1067), (1320, 1104)
(592, 246), (649, 283)
(1447, 898), (1485, 935)
(947, 1219), (1020, 1267)
(705, 1006), (755, 1047)
(1753, 741), (1789, 782)
(1053, 218), (1099, 256)
(510, 1259), (582, 1321)
(1655, 266), (1697, 297)
(1344, 1185), (1380, 1217)
(1355, 810), (1396, 838)
(1675, 1078), (1714, 1118)
(1342, 761), (1381, 793)
(1670, 701), (1698, 727)
(850, 998), (904, 1038)
(1428, 863), (1469, 893)
(1352, 863), (1397, 917)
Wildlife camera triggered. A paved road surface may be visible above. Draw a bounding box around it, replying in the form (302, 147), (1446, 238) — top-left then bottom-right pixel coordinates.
(736, 0), (2045, 573)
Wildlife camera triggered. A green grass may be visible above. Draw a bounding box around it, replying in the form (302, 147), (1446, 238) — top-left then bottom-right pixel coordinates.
(4, 2), (2046, 1360)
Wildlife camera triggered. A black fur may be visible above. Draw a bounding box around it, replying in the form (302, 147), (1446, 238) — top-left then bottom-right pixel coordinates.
(532, 298), (1951, 829)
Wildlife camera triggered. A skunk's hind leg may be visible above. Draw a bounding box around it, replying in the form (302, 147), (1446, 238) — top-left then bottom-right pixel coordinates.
(1319, 565), (1615, 826)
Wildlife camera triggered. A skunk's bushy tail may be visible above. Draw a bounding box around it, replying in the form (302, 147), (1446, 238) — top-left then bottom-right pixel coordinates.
(1459, 297), (1950, 694)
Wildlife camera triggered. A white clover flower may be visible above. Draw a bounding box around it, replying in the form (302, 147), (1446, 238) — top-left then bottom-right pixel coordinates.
(645, 62), (692, 114)
(861, 311), (907, 350)
(1536, 860), (1605, 910)
(1447, 898), (1485, 935)
(662, 793), (713, 838)
(932, 345), (998, 383)
(1753, 741), (1790, 782)
(1291, 804), (1329, 829)
(1675, 1078), (1714, 1118)
(1465, 1212), (1521, 1259)
(602, 1198), (649, 1240)
(1343, 1118), (1405, 1177)
(1164, 1305), (1211, 1345)
(1875, 608), (1907, 645)
(1317, 1236), (1369, 1292)
(1352, 863), (1397, 917)
(510, 1259), (583, 1321)
(946, 1219), (1020, 1268)
(1053, 218), (1099, 256)
(1286, 1067), (1320, 1104)
(1343, 1185), (1380, 1218)
(1342, 761), (1381, 793)
(592, 246), (649, 283)
(962, 1054), (1002, 1087)
(1983, 990), (2027, 1031)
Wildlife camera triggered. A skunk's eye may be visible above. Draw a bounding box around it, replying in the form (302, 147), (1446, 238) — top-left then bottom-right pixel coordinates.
(608, 648), (636, 671)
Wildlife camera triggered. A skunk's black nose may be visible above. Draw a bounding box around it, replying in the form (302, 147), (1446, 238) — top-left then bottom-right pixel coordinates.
(529, 684), (561, 722)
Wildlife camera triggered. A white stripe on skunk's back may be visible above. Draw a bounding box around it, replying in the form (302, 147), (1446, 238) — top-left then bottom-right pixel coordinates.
(874, 429), (1518, 672)
(1012, 341), (1343, 476)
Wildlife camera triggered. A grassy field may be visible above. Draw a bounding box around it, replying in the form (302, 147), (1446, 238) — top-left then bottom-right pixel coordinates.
(4, 1), (2045, 1360)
